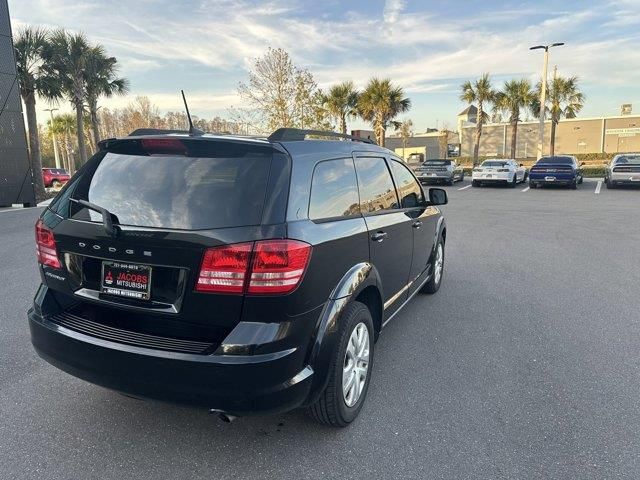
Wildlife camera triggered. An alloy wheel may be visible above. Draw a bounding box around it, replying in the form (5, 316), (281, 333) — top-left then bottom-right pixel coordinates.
(342, 322), (370, 407)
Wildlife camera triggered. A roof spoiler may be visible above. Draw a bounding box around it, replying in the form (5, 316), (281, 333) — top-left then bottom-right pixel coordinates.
(268, 128), (377, 145)
(128, 128), (190, 136)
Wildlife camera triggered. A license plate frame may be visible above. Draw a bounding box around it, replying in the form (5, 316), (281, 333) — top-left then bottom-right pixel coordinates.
(544, 176), (556, 181)
(101, 261), (152, 300)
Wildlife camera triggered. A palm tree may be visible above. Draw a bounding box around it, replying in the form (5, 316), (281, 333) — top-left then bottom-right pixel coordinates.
(460, 73), (495, 166)
(494, 79), (536, 159)
(395, 119), (413, 159)
(41, 29), (92, 165)
(533, 76), (585, 155)
(357, 78), (411, 147)
(14, 26), (50, 199)
(48, 113), (77, 174)
(323, 81), (359, 134)
(84, 46), (129, 147)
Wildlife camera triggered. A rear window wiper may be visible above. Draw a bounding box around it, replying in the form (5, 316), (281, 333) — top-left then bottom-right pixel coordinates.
(70, 198), (119, 237)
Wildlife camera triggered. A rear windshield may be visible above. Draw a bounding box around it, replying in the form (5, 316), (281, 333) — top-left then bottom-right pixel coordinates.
(71, 150), (272, 230)
(538, 156), (573, 164)
(423, 160), (451, 166)
(614, 154), (640, 164)
(481, 161), (507, 167)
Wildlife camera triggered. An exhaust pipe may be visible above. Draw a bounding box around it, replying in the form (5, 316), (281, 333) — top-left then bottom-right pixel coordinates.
(209, 409), (237, 423)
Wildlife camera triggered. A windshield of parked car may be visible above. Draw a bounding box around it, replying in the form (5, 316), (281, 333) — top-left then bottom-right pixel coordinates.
(537, 156), (573, 164)
(481, 161), (508, 167)
(614, 154), (640, 164)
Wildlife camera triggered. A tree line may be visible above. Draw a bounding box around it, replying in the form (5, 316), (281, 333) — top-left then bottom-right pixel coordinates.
(461, 73), (585, 165)
(238, 48), (411, 147)
(15, 26), (128, 198)
(14, 25), (585, 198)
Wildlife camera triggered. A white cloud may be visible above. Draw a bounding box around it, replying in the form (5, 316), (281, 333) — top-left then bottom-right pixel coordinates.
(9, 0), (640, 130)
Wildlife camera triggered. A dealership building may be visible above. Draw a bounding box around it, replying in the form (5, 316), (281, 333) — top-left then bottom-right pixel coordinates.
(457, 105), (640, 159)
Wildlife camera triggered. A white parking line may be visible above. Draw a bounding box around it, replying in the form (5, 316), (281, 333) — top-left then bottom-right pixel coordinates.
(595, 180), (602, 195)
(458, 184), (472, 191)
(521, 186), (530, 192)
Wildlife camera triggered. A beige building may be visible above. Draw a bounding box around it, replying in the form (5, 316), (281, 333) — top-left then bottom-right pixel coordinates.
(458, 110), (640, 159)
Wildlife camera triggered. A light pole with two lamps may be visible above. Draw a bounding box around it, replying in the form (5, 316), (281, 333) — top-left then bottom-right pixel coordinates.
(530, 42), (564, 159)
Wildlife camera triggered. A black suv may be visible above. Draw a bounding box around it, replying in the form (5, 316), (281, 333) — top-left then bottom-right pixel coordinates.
(29, 128), (448, 427)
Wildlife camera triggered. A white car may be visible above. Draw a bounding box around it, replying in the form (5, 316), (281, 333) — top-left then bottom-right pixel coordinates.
(472, 159), (527, 188)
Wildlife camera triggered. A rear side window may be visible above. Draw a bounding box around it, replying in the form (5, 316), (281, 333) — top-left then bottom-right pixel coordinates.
(354, 157), (399, 213)
(538, 156), (573, 164)
(71, 149), (272, 230)
(390, 160), (423, 208)
(309, 158), (360, 220)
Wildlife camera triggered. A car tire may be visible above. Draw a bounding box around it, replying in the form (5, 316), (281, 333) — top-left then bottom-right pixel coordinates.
(309, 301), (374, 427)
(570, 179), (578, 190)
(421, 236), (445, 294)
(446, 178), (454, 186)
(509, 175), (517, 188)
(578, 175), (584, 184)
(523, 171), (528, 183)
(472, 180), (480, 187)
(606, 178), (614, 189)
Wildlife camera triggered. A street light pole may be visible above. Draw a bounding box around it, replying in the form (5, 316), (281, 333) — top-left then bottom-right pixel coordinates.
(530, 42), (564, 159)
(43, 108), (60, 169)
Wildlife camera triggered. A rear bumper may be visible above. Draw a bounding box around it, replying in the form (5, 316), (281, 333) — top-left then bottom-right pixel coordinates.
(529, 173), (575, 186)
(29, 308), (314, 415)
(417, 173), (453, 183)
(609, 172), (640, 185)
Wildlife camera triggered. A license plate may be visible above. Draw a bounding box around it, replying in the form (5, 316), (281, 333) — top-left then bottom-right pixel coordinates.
(101, 261), (152, 300)
(545, 176), (556, 181)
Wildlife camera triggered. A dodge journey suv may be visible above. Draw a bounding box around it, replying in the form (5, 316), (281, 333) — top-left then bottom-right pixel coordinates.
(29, 128), (448, 427)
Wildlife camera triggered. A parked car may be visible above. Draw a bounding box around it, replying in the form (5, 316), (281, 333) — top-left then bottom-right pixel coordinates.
(42, 168), (70, 188)
(471, 159), (527, 187)
(414, 159), (464, 185)
(29, 128), (448, 427)
(529, 155), (584, 189)
(605, 153), (640, 188)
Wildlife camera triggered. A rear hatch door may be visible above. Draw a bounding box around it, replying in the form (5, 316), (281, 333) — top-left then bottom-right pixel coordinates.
(44, 136), (289, 331)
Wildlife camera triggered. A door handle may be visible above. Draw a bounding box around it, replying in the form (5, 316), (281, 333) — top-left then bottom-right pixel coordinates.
(412, 220), (422, 229)
(371, 231), (387, 242)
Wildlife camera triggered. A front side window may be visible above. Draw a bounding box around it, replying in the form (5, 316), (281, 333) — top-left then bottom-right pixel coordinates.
(391, 160), (423, 208)
(309, 158), (360, 220)
(354, 157), (399, 213)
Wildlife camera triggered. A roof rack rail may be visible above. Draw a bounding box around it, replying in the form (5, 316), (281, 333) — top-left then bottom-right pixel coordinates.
(128, 128), (191, 136)
(268, 128), (376, 145)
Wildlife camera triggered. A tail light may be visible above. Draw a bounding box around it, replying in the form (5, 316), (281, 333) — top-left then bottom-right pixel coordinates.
(35, 219), (62, 269)
(196, 242), (252, 293)
(196, 240), (312, 295)
(248, 240), (311, 294)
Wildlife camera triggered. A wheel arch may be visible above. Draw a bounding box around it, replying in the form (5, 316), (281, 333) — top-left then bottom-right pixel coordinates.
(304, 262), (383, 405)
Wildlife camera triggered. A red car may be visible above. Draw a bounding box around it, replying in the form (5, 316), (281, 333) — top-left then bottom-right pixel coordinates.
(42, 168), (70, 188)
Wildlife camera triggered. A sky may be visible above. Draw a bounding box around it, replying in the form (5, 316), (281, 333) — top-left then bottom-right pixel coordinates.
(8, 0), (640, 132)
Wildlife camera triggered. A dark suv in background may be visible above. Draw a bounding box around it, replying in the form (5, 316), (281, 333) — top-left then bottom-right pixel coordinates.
(29, 128), (448, 427)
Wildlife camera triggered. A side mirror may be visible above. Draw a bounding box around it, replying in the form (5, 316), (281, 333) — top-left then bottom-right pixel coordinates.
(580, 162), (586, 166)
(519, 163), (524, 167)
(429, 188), (448, 206)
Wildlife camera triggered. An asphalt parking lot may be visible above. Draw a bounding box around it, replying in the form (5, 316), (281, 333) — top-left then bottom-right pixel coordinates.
(1, 178), (639, 479)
